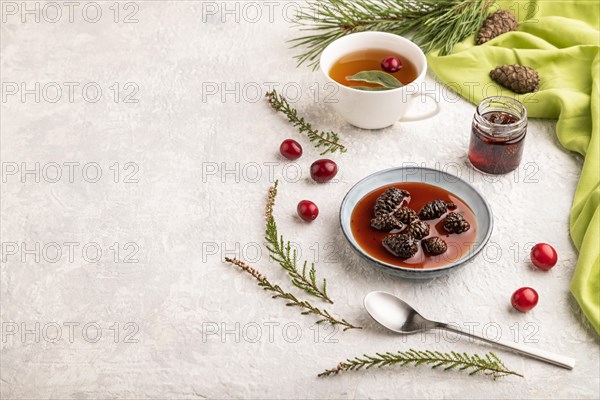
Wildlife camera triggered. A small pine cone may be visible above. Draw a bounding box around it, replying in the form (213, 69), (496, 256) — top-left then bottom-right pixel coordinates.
(382, 234), (418, 258)
(490, 65), (540, 94)
(418, 200), (455, 220)
(407, 220), (430, 240)
(393, 207), (419, 224)
(443, 212), (471, 234)
(371, 214), (404, 231)
(476, 10), (517, 45)
(374, 188), (410, 217)
(422, 237), (448, 255)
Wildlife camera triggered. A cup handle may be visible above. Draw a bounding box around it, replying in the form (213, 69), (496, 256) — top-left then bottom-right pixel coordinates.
(401, 92), (441, 122)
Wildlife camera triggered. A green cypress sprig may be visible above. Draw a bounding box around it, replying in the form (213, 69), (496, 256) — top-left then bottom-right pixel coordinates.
(265, 181), (333, 304)
(319, 349), (523, 379)
(266, 90), (346, 155)
(225, 257), (361, 331)
(290, 0), (495, 70)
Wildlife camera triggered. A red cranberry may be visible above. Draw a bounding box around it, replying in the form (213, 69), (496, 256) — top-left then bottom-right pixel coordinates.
(381, 56), (403, 73)
(530, 243), (558, 271)
(511, 287), (539, 312)
(297, 200), (319, 222)
(310, 159), (338, 183)
(279, 139), (302, 160)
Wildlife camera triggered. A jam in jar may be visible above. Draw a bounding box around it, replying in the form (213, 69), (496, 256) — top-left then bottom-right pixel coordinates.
(468, 96), (527, 174)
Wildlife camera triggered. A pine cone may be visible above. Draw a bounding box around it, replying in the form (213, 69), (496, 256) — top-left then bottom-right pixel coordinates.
(476, 10), (517, 45)
(393, 207), (419, 224)
(422, 237), (448, 255)
(490, 65), (540, 94)
(418, 200), (456, 220)
(443, 212), (471, 234)
(374, 188), (410, 217)
(382, 234), (418, 258)
(371, 214), (404, 231)
(407, 220), (430, 240)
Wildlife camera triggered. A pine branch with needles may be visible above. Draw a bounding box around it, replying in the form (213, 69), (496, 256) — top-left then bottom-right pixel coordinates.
(290, 0), (495, 70)
(265, 181), (333, 304)
(266, 90), (347, 155)
(224, 257), (361, 331)
(318, 349), (523, 379)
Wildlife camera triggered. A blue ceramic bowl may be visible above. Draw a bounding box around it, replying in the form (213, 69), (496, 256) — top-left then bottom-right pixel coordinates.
(339, 167), (493, 279)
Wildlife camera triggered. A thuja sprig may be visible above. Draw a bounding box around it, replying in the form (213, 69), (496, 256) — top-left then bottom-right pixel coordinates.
(224, 257), (361, 331)
(291, 0), (494, 70)
(319, 349), (523, 379)
(266, 90), (346, 155)
(265, 181), (333, 303)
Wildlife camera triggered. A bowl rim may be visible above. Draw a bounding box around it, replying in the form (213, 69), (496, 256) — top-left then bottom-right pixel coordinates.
(339, 166), (494, 274)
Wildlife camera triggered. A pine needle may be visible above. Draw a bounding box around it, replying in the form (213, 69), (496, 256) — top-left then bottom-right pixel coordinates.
(266, 90), (347, 155)
(264, 181), (333, 303)
(318, 349), (524, 378)
(224, 257), (361, 331)
(291, 0), (495, 70)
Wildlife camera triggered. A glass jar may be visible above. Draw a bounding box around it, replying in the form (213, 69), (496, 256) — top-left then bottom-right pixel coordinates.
(468, 96), (527, 174)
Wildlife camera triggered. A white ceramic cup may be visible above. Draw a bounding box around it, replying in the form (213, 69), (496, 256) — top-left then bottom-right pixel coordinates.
(320, 32), (440, 130)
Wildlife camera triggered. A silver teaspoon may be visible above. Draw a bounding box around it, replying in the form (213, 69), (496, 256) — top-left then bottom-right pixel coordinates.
(364, 291), (575, 370)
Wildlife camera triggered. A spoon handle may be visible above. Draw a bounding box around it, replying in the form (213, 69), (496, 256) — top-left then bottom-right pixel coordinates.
(441, 325), (575, 370)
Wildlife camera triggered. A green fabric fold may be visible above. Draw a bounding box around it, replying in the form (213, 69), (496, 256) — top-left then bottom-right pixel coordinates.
(428, 0), (600, 334)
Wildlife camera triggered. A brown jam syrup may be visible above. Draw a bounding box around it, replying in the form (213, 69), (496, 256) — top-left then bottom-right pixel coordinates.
(350, 182), (477, 269)
(468, 96), (528, 175)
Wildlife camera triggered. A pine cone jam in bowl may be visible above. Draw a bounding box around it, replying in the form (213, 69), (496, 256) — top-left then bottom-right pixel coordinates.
(339, 167), (493, 279)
